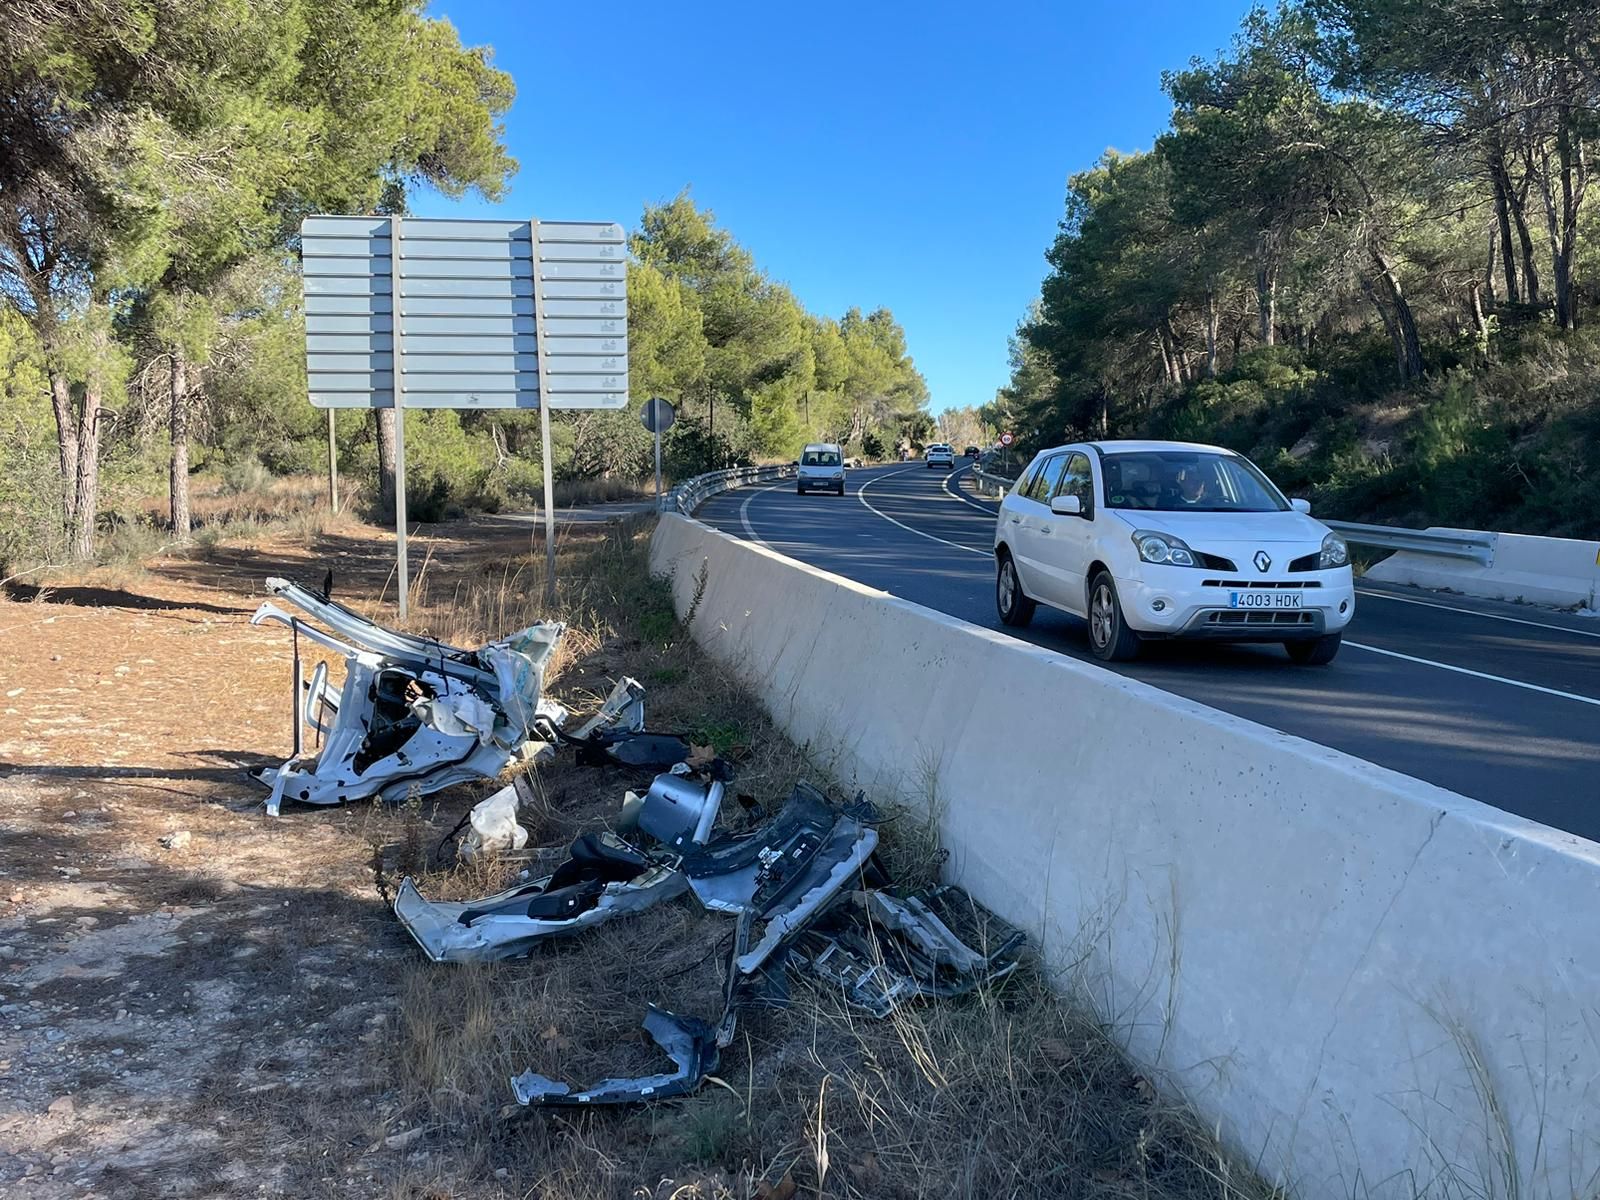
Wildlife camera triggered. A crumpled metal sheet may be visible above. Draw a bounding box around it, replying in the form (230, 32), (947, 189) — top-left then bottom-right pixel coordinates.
(393, 834), (687, 963)
(620, 774), (725, 850)
(509, 1006), (721, 1106)
(786, 886), (1025, 1019)
(678, 783), (880, 975)
(248, 577), (562, 814)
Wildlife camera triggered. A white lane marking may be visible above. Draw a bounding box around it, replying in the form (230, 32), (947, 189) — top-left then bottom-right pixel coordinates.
(856, 468), (990, 558)
(1347, 641), (1600, 707)
(1356, 587), (1600, 640)
(941, 466), (1002, 514)
(739, 483), (783, 550)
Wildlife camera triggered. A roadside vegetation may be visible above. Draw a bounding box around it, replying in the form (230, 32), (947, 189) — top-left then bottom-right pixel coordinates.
(988, 1), (1600, 538)
(0, 3), (932, 584)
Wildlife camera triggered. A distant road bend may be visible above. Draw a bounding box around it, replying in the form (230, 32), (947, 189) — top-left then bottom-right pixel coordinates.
(695, 463), (1600, 843)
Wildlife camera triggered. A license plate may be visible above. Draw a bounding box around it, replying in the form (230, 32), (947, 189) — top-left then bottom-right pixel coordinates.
(1229, 590), (1303, 609)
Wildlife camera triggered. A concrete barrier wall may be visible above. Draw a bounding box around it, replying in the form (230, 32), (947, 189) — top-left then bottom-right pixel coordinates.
(651, 512), (1600, 1200)
(1365, 527), (1600, 609)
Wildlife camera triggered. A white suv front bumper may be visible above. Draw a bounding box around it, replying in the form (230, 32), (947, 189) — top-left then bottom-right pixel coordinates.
(1118, 565), (1355, 641)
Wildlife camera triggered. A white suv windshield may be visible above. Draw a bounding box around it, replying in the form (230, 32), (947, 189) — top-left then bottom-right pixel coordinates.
(802, 451), (840, 466)
(1101, 451), (1287, 513)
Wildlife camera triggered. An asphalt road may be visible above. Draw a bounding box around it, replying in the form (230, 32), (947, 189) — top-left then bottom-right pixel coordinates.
(697, 462), (1600, 842)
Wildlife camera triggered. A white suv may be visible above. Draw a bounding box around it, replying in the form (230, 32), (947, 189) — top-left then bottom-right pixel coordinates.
(992, 440), (1354, 664)
(797, 443), (846, 495)
(925, 443), (954, 469)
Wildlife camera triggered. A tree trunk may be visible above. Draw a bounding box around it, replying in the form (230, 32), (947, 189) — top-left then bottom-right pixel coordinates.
(1156, 327), (1177, 385)
(375, 407), (398, 521)
(1469, 279), (1487, 348)
(1483, 226), (1499, 308)
(73, 354), (106, 561)
(1161, 317), (1191, 384)
(1255, 234), (1278, 346)
(1535, 120), (1584, 331)
(1488, 148), (1521, 303)
(1555, 111), (1586, 330)
(1204, 288), (1220, 379)
(1513, 141), (1542, 304)
(1366, 247), (1424, 381)
(47, 365), (79, 535)
(169, 352), (191, 537)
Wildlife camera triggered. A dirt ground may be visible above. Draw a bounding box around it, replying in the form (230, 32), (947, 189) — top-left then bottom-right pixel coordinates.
(0, 510), (1273, 1200)
(0, 515), (598, 1198)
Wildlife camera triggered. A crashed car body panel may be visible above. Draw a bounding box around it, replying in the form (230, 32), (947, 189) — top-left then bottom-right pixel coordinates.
(394, 834), (687, 963)
(249, 577), (563, 814)
(675, 783), (881, 975)
(510, 1006), (720, 1106)
(788, 886), (1025, 1018)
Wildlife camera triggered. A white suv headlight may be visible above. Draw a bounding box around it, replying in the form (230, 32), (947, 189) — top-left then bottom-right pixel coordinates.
(1132, 530), (1198, 568)
(1319, 532), (1349, 569)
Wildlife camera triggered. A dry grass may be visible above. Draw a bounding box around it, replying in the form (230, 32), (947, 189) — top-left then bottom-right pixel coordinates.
(552, 476), (653, 507)
(0, 504), (1281, 1199)
(368, 517), (1280, 1200)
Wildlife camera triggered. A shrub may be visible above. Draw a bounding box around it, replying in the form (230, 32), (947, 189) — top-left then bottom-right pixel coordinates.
(220, 455), (273, 496)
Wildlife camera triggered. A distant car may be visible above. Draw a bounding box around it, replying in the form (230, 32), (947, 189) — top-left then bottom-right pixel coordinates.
(925, 443), (955, 469)
(797, 443), (846, 495)
(992, 439), (1353, 664)
(964, 446), (980, 458)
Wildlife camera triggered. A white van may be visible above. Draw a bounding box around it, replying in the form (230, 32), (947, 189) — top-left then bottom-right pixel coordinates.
(797, 443), (846, 495)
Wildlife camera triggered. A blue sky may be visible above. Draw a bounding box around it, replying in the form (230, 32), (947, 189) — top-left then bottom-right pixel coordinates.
(416, 0), (1256, 413)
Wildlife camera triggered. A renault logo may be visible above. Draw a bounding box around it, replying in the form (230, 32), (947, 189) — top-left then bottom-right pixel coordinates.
(1253, 550), (1272, 572)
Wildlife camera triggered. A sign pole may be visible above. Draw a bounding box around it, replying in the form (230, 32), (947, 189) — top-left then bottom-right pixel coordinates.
(654, 429), (663, 503)
(326, 409), (339, 514)
(530, 219), (558, 601)
(392, 216), (409, 620)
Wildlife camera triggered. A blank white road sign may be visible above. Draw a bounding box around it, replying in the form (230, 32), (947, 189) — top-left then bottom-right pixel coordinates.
(301, 215), (628, 410)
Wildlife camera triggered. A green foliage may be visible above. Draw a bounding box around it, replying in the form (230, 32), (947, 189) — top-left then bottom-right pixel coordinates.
(994, 0), (1600, 538)
(0, 0), (518, 562)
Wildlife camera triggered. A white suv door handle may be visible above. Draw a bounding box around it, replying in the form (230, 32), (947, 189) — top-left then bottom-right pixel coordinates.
(1041, 525), (1052, 534)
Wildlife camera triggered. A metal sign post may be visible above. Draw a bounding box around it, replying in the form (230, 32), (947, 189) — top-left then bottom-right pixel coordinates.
(326, 409), (338, 514)
(302, 214), (628, 614)
(640, 397), (675, 504)
(391, 216), (409, 618)
(529, 220), (558, 600)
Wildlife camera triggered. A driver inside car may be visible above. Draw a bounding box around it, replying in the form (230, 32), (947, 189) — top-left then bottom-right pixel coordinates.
(1170, 466), (1209, 507)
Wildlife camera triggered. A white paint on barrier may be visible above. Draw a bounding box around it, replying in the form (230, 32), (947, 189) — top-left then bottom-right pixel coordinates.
(649, 511), (1600, 1200)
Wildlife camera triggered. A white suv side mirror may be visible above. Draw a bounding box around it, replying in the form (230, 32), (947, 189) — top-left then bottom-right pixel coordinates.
(1290, 497), (1312, 514)
(1050, 494), (1082, 517)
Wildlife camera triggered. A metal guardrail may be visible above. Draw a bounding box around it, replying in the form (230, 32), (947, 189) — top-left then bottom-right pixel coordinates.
(969, 467), (1016, 498)
(1322, 521), (1495, 565)
(660, 463), (798, 515)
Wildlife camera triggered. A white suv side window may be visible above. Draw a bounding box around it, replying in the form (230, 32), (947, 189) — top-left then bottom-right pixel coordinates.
(1022, 454), (1066, 504)
(1054, 452), (1094, 517)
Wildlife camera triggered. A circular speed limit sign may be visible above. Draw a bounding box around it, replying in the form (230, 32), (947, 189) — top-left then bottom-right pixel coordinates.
(999, 432), (1015, 447)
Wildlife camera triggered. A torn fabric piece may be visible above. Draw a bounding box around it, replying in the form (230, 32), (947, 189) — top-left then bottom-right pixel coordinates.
(457, 783), (529, 862)
(510, 1006), (720, 1106)
(393, 834), (687, 962)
